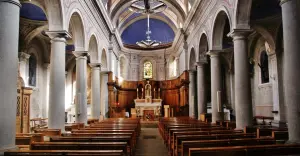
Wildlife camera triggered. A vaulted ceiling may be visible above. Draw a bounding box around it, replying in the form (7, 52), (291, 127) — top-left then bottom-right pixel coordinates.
(102, 0), (194, 49)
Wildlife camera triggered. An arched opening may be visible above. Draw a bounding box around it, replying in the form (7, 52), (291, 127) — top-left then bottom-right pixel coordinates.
(88, 35), (98, 63)
(28, 55), (37, 87)
(189, 48), (196, 70)
(259, 51), (269, 84)
(199, 34), (211, 106)
(212, 11), (232, 50)
(101, 49), (108, 69)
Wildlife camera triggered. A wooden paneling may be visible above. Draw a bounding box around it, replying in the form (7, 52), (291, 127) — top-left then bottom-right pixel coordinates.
(108, 71), (189, 117)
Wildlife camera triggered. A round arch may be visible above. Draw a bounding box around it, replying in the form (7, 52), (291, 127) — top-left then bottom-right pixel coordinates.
(101, 49), (108, 69)
(189, 48), (196, 70)
(88, 35), (99, 63)
(198, 33), (209, 62)
(211, 8), (232, 50)
(67, 11), (86, 51)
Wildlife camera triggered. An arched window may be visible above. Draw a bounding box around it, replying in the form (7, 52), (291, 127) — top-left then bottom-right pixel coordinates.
(169, 58), (177, 78)
(28, 55), (37, 86)
(260, 51), (269, 83)
(144, 61), (153, 79)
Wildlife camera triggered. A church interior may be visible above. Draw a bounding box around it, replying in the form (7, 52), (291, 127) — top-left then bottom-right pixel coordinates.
(1, 0), (300, 155)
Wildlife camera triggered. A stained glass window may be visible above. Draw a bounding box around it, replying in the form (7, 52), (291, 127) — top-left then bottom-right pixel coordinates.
(144, 61), (153, 79)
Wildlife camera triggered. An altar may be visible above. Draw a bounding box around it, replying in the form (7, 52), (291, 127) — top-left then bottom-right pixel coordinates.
(134, 81), (162, 118)
(134, 99), (162, 117)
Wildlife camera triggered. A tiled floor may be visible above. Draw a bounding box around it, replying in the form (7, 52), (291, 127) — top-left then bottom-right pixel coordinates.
(135, 128), (168, 156)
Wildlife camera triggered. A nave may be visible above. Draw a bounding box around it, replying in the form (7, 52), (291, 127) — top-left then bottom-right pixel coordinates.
(5, 117), (300, 156)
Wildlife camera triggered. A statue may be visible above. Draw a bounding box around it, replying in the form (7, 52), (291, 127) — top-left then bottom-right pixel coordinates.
(145, 81), (151, 96)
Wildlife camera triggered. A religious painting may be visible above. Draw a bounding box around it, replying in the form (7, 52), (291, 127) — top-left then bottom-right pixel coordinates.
(143, 61), (153, 79)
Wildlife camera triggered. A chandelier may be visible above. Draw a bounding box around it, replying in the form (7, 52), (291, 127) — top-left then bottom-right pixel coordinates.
(136, 14), (161, 48)
(129, 0), (167, 14)
(130, 0), (166, 48)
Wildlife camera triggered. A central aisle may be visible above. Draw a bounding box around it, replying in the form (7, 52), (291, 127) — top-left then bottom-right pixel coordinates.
(135, 128), (168, 156)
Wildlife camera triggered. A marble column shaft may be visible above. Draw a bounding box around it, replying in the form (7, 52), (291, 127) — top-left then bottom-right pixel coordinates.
(230, 30), (253, 129)
(280, 0), (300, 143)
(47, 36), (67, 131)
(90, 63), (101, 119)
(0, 0), (21, 151)
(74, 52), (88, 125)
(196, 62), (207, 119)
(209, 52), (223, 123)
(189, 70), (196, 118)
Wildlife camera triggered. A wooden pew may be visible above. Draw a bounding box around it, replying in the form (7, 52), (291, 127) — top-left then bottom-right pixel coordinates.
(188, 144), (300, 156)
(171, 130), (244, 154)
(30, 142), (128, 156)
(50, 136), (134, 155)
(34, 129), (61, 136)
(257, 127), (288, 138)
(5, 150), (124, 156)
(175, 133), (256, 156)
(272, 131), (289, 141)
(180, 138), (275, 156)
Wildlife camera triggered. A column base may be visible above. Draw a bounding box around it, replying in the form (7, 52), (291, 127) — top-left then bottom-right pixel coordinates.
(0, 145), (18, 156)
(271, 120), (287, 128)
(285, 140), (300, 145)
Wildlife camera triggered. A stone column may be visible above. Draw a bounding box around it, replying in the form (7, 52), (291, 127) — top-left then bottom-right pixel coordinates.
(229, 29), (253, 129)
(73, 51), (88, 125)
(280, 0), (300, 143)
(46, 31), (70, 131)
(0, 0), (21, 152)
(196, 62), (207, 119)
(189, 70), (196, 118)
(90, 63), (101, 119)
(207, 51), (223, 123)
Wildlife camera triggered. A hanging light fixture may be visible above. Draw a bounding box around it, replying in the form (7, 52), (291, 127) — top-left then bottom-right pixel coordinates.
(136, 14), (161, 48)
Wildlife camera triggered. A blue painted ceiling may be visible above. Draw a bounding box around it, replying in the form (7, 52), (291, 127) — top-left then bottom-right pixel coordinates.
(121, 18), (175, 45)
(20, 3), (47, 21)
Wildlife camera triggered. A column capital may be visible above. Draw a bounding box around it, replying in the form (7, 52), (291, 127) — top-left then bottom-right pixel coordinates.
(18, 52), (30, 61)
(89, 63), (102, 68)
(43, 62), (50, 69)
(0, 0), (21, 7)
(195, 61), (207, 66)
(73, 51), (89, 58)
(280, 0), (292, 5)
(188, 70), (197, 74)
(45, 30), (72, 40)
(206, 50), (221, 57)
(228, 29), (253, 40)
